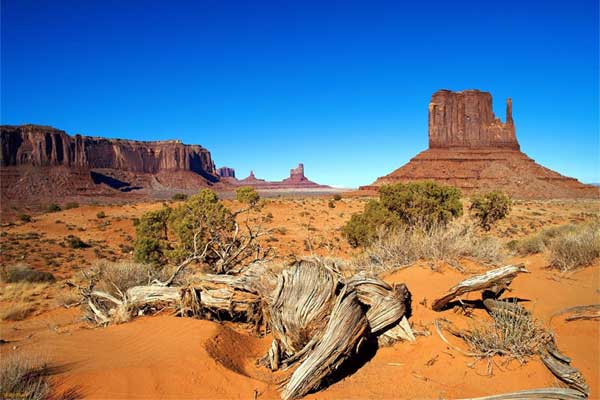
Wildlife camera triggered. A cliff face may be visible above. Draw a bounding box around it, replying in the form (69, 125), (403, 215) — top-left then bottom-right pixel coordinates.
(1, 125), (218, 181)
(217, 166), (236, 178)
(362, 89), (597, 199)
(428, 90), (519, 150)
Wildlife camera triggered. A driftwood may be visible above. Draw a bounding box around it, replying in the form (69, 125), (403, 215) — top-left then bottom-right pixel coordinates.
(551, 304), (600, 322)
(457, 387), (586, 400)
(76, 258), (413, 400)
(434, 285), (589, 399)
(431, 265), (528, 311)
(540, 349), (589, 397)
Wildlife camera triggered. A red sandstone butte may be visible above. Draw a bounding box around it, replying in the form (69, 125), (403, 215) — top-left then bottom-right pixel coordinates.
(236, 164), (331, 189)
(361, 89), (598, 199)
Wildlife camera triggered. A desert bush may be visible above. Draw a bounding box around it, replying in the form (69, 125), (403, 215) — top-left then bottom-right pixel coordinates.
(96, 211), (106, 219)
(235, 186), (260, 206)
(171, 193), (188, 201)
(333, 193), (342, 201)
(17, 213), (32, 223)
(463, 301), (548, 362)
(515, 235), (545, 255)
(470, 190), (511, 230)
(0, 355), (52, 400)
(343, 182), (462, 248)
(47, 203), (61, 213)
(65, 235), (90, 249)
(1, 303), (37, 321)
(64, 202), (79, 210)
(168, 189), (234, 264)
(342, 200), (400, 248)
(351, 222), (502, 273)
(134, 189), (270, 273)
(549, 222), (600, 272)
(133, 206), (172, 265)
(328, 200), (335, 209)
(1, 264), (55, 283)
(89, 260), (156, 297)
(379, 181), (463, 229)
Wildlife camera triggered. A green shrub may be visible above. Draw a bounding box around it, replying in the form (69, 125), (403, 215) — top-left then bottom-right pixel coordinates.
(333, 193), (342, 201)
(342, 200), (400, 248)
(96, 211), (106, 219)
(47, 203), (61, 213)
(17, 213), (32, 223)
(342, 181), (462, 248)
(64, 202), (79, 210)
(65, 235), (90, 249)
(235, 186), (260, 206)
(379, 181), (463, 229)
(133, 206), (172, 265)
(171, 193), (188, 201)
(169, 189), (233, 264)
(0, 264), (55, 283)
(470, 191), (512, 230)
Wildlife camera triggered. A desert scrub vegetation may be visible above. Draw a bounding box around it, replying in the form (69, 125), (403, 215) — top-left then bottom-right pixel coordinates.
(17, 213), (32, 223)
(96, 211), (106, 219)
(351, 222), (502, 273)
(171, 193), (188, 201)
(509, 221), (600, 270)
(549, 222), (600, 272)
(0, 355), (52, 400)
(0, 280), (52, 321)
(235, 186), (260, 206)
(469, 190), (511, 231)
(1, 264), (55, 283)
(47, 203), (62, 213)
(343, 181), (463, 248)
(461, 301), (550, 363)
(134, 189), (271, 274)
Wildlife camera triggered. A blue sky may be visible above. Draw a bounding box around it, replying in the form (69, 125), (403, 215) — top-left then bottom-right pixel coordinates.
(2, 0), (598, 187)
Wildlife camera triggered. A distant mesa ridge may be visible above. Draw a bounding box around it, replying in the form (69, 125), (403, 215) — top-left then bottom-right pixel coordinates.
(1, 124), (218, 181)
(236, 163), (331, 189)
(361, 89), (598, 199)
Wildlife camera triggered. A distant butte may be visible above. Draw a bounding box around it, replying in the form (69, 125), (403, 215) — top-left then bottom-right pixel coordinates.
(234, 164), (331, 189)
(361, 89), (598, 199)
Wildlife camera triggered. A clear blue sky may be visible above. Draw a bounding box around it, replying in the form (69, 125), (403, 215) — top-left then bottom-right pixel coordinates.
(2, 0), (598, 187)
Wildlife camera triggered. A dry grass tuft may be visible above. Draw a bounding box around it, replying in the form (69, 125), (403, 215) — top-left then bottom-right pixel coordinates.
(0, 355), (52, 400)
(351, 222), (503, 273)
(463, 302), (549, 363)
(0, 264), (55, 284)
(0, 282), (50, 321)
(549, 222), (600, 272)
(89, 260), (156, 297)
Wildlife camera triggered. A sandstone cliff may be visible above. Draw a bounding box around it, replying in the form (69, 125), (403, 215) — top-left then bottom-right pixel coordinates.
(217, 166), (236, 178)
(362, 90), (597, 199)
(428, 90), (519, 149)
(1, 125), (218, 181)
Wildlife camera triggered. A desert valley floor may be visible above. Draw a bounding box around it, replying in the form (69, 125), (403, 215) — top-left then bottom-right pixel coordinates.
(0, 195), (599, 399)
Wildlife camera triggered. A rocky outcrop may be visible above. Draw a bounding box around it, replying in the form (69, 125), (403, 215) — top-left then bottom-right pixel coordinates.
(429, 90), (519, 150)
(236, 164), (331, 189)
(1, 125), (218, 181)
(362, 90), (597, 199)
(217, 166), (236, 178)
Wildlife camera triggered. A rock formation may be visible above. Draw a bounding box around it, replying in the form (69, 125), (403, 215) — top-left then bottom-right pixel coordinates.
(0, 124), (222, 205)
(428, 90), (518, 149)
(217, 166), (236, 179)
(236, 164), (331, 189)
(1, 125), (218, 181)
(361, 90), (598, 199)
